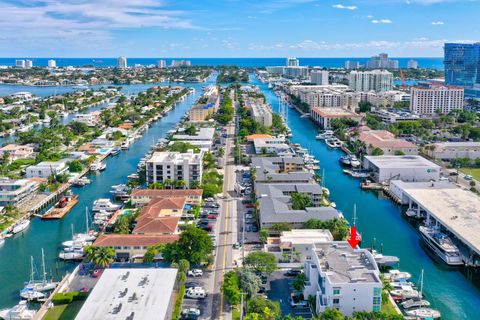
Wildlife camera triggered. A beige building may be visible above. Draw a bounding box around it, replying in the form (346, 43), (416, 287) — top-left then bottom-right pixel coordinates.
(355, 129), (418, 155)
(310, 107), (362, 129)
(425, 142), (480, 160)
(410, 85), (464, 115)
(130, 189), (203, 207)
(188, 86), (220, 122)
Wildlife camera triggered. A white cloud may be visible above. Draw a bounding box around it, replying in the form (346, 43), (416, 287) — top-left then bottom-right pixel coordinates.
(432, 21), (445, 25)
(332, 4), (358, 10)
(372, 19), (393, 24)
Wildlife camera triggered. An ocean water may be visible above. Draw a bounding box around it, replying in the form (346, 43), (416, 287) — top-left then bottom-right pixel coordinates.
(0, 57), (444, 70)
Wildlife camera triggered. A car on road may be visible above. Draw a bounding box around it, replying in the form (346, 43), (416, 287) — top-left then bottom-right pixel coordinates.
(233, 242), (242, 249)
(187, 269), (203, 277)
(449, 172), (459, 176)
(92, 269), (103, 278)
(181, 307), (200, 319)
(208, 215), (217, 219)
(465, 174), (473, 180)
(284, 269), (302, 277)
(245, 214), (253, 219)
(185, 287), (207, 299)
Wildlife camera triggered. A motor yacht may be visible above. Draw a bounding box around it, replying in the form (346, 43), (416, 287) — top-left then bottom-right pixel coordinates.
(92, 199), (120, 212)
(419, 226), (463, 266)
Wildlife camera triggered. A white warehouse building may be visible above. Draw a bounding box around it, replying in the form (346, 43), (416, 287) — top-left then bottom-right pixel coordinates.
(363, 155), (441, 183)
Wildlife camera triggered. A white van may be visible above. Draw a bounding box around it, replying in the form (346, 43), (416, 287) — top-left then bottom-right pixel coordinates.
(185, 287), (206, 299)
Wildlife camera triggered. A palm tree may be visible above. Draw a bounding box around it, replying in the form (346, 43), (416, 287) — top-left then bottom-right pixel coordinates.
(83, 244), (96, 262)
(177, 180), (187, 190)
(292, 273), (307, 291)
(164, 178), (173, 190)
(93, 247), (115, 268)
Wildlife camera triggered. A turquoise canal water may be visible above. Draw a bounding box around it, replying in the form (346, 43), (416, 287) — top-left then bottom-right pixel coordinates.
(250, 74), (480, 320)
(0, 76), (216, 308)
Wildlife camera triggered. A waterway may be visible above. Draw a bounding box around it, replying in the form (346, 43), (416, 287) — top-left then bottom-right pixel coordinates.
(250, 74), (480, 320)
(0, 75), (216, 308)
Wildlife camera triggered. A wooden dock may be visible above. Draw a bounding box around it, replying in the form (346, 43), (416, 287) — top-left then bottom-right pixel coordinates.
(41, 195), (79, 220)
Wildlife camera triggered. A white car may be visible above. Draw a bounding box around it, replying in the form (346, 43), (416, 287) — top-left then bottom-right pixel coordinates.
(464, 174), (473, 181)
(187, 269), (203, 277)
(185, 287), (206, 299)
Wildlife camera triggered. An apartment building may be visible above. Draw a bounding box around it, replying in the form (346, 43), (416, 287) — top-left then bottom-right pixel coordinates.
(146, 150), (204, 188)
(0, 178), (39, 206)
(310, 107), (363, 129)
(188, 86), (220, 122)
(310, 70), (329, 85)
(355, 129), (418, 155)
(130, 189), (203, 207)
(409, 85), (464, 115)
(424, 141), (480, 160)
(303, 242), (382, 316)
(292, 85), (358, 111)
(244, 98), (272, 127)
(348, 70), (393, 92)
(25, 161), (68, 178)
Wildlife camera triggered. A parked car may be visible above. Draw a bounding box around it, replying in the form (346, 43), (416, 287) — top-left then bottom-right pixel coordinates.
(187, 269), (203, 277)
(290, 294), (309, 308)
(185, 287), (206, 299)
(464, 174), (473, 180)
(92, 269), (103, 278)
(181, 307), (200, 319)
(208, 215), (217, 220)
(285, 269), (302, 277)
(245, 214), (253, 219)
(233, 242), (242, 249)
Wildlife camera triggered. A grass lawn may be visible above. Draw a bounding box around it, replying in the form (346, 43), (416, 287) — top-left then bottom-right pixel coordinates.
(382, 297), (400, 316)
(43, 301), (85, 320)
(460, 168), (480, 181)
(232, 305), (241, 320)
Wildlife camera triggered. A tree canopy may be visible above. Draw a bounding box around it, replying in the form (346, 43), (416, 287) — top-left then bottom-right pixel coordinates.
(162, 225), (213, 265)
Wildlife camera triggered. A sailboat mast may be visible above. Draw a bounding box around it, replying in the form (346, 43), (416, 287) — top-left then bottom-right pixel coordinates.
(85, 207), (89, 234)
(30, 256), (35, 284)
(41, 248), (47, 284)
(419, 269), (424, 297)
(353, 204), (357, 226)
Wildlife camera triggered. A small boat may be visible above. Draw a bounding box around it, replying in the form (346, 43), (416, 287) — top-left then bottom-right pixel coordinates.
(19, 288), (45, 301)
(349, 155), (361, 168)
(92, 199), (120, 212)
(12, 219), (30, 235)
(110, 147), (121, 156)
(89, 161), (106, 172)
(127, 173), (139, 180)
(405, 308), (441, 319)
(390, 285), (421, 300)
(419, 226), (463, 266)
(385, 269), (412, 281)
(58, 250), (84, 261)
(325, 139), (336, 148)
(401, 298), (431, 309)
(371, 250), (400, 267)
(339, 155), (351, 166)
(73, 177), (91, 187)
(59, 111), (68, 118)
(405, 209), (418, 218)
(0, 301), (36, 320)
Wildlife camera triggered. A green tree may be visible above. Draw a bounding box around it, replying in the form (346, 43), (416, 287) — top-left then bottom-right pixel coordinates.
(68, 160), (83, 172)
(240, 270), (261, 297)
(222, 271), (241, 305)
(318, 308), (344, 320)
(292, 273), (307, 292)
(85, 246), (115, 268)
(247, 296), (281, 320)
(162, 225), (213, 264)
(291, 192), (313, 210)
(259, 228), (269, 243)
(244, 252), (277, 275)
(143, 243), (166, 262)
(370, 147), (384, 156)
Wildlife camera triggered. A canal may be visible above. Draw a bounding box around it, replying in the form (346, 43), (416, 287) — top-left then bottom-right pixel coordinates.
(0, 76), (216, 308)
(250, 74), (480, 320)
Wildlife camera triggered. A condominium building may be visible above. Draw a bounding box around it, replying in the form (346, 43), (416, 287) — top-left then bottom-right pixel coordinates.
(310, 70), (329, 85)
(409, 84), (464, 115)
(117, 56), (127, 69)
(25, 60), (33, 68)
(25, 161), (68, 178)
(265, 66), (285, 75)
(0, 178), (39, 206)
(284, 66), (309, 79)
(344, 60), (360, 70)
(157, 60), (167, 68)
(408, 59), (419, 69)
(310, 107), (363, 129)
(424, 142), (480, 160)
(348, 70), (393, 92)
(286, 57), (300, 67)
(48, 59), (56, 68)
(292, 85), (358, 111)
(365, 53), (399, 69)
(303, 242), (382, 316)
(444, 43), (480, 88)
(171, 60), (192, 67)
(244, 98), (272, 127)
(188, 86), (220, 122)
(146, 150), (204, 188)
(15, 60), (25, 68)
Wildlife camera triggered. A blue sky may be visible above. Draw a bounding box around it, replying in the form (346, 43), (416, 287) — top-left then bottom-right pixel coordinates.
(0, 0), (478, 57)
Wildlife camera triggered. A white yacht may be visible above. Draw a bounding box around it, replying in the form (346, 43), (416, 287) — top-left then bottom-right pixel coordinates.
(385, 269), (412, 281)
(0, 301), (35, 320)
(405, 308), (441, 319)
(58, 250), (84, 261)
(419, 226), (463, 266)
(12, 220), (30, 235)
(349, 155), (361, 168)
(401, 298), (431, 309)
(92, 199), (120, 212)
(390, 285), (421, 300)
(89, 161), (106, 172)
(19, 288), (45, 301)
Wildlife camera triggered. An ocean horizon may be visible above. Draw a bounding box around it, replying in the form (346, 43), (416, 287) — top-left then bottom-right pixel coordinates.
(0, 57), (444, 70)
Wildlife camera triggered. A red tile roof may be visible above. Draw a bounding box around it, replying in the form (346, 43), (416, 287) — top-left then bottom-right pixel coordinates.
(133, 216), (180, 234)
(358, 130), (416, 149)
(131, 189), (203, 197)
(246, 134), (273, 141)
(94, 234), (179, 247)
(140, 197), (186, 217)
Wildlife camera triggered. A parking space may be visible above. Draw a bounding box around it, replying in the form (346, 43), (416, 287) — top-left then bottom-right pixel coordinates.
(267, 271), (313, 319)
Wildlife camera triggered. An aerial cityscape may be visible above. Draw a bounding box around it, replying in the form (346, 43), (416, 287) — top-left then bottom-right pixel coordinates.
(0, 1), (479, 320)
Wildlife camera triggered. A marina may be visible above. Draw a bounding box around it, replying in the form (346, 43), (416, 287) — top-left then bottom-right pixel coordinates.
(0, 76), (216, 309)
(252, 73), (480, 320)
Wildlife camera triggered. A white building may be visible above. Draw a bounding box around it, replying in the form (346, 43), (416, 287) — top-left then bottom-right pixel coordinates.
(344, 60), (360, 70)
(75, 268), (177, 320)
(26, 161), (68, 179)
(425, 141), (480, 160)
(365, 53), (399, 69)
(284, 66), (309, 79)
(363, 155), (441, 183)
(291, 85), (358, 111)
(409, 85), (464, 115)
(25, 60), (33, 68)
(0, 178), (39, 206)
(250, 102), (272, 127)
(117, 56), (127, 69)
(171, 60), (191, 67)
(48, 59), (57, 68)
(74, 112), (100, 127)
(146, 150), (204, 188)
(303, 242), (382, 316)
(265, 66), (285, 75)
(286, 57), (299, 67)
(15, 60), (25, 68)
(310, 70), (329, 85)
(157, 60), (166, 68)
(252, 137), (293, 155)
(408, 59), (419, 69)
(348, 70), (393, 92)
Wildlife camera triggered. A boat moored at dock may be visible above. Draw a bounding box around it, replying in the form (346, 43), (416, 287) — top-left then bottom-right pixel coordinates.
(419, 226), (464, 266)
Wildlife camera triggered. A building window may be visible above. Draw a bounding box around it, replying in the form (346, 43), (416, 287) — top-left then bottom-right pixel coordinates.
(373, 287), (381, 297)
(333, 298), (340, 305)
(333, 288), (341, 295)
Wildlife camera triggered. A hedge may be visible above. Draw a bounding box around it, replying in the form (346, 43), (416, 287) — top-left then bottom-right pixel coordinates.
(52, 292), (89, 305)
(171, 285), (186, 320)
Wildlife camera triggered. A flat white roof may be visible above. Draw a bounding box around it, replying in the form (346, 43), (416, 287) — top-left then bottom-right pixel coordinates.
(280, 229), (333, 244)
(75, 268), (177, 320)
(365, 155), (439, 169)
(393, 180), (480, 255)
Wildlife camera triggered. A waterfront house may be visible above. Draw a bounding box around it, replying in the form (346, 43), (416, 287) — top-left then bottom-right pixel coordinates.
(74, 111), (100, 127)
(25, 161), (68, 179)
(354, 128), (418, 155)
(130, 189), (203, 207)
(310, 107), (362, 129)
(0, 178), (39, 206)
(252, 137), (294, 156)
(303, 242), (382, 316)
(251, 156), (313, 183)
(0, 144), (34, 161)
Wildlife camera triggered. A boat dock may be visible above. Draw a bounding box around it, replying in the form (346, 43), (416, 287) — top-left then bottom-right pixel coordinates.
(41, 195), (79, 220)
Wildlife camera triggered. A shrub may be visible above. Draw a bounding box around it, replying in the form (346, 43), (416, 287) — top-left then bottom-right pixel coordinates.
(172, 285), (186, 320)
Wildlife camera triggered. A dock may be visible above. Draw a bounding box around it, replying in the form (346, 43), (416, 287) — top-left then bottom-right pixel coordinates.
(41, 195), (79, 219)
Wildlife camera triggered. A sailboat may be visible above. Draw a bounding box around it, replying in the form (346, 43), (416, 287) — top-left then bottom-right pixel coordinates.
(19, 257), (45, 301)
(404, 270), (441, 319)
(62, 208), (97, 247)
(0, 301), (36, 320)
(22, 249), (58, 292)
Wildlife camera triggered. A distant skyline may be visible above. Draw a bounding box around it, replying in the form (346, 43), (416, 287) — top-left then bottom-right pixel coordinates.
(1, 0), (479, 58)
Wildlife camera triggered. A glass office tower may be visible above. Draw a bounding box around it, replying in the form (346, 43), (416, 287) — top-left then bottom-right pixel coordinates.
(444, 43), (480, 87)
